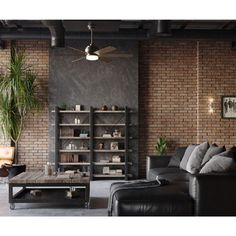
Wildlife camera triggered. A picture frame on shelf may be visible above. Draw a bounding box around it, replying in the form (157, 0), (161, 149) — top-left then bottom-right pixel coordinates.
(110, 142), (119, 150)
(222, 96), (236, 119)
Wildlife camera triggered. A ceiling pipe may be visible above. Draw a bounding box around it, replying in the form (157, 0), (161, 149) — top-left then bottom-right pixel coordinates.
(148, 20), (171, 38)
(156, 20), (171, 35)
(1, 28), (236, 41)
(41, 20), (65, 47)
(0, 28), (148, 40)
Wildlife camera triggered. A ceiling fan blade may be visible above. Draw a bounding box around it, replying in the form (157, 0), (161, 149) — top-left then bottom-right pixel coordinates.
(99, 57), (111, 63)
(72, 57), (86, 62)
(103, 54), (133, 58)
(68, 46), (85, 54)
(95, 46), (117, 55)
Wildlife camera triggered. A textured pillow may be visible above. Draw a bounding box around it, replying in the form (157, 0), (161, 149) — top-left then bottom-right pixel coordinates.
(180, 144), (198, 170)
(201, 144), (226, 167)
(186, 141), (209, 174)
(200, 146), (236, 174)
(168, 147), (187, 167)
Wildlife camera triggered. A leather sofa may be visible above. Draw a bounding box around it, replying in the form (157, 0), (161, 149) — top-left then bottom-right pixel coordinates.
(109, 154), (236, 216)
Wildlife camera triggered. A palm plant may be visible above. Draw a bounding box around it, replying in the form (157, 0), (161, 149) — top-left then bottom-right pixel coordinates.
(0, 48), (39, 163)
(155, 137), (168, 155)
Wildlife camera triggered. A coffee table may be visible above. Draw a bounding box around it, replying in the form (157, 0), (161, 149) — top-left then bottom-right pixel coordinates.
(8, 171), (90, 210)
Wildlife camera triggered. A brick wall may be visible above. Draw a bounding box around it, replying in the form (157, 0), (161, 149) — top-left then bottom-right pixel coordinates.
(198, 42), (236, 146)
(139, 40), (236, 177)
(0, 40), (49, 170)
(1, 39), (235, 176)
(0, 41), (11, 146)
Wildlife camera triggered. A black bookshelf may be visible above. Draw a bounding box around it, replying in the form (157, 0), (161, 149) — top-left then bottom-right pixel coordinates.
(54, 106), (132, 180)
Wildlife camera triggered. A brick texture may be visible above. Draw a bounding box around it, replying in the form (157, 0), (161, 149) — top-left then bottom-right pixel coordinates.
(198, 42), (236, 146)
(1, 39), (236, 177)
(139, 40), (236, 177)
(0, 41), (11, 146)
(0, 40), (49, 170)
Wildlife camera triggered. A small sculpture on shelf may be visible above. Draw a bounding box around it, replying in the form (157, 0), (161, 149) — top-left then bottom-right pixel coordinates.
(79, 142), (89, 150)
(112, 155), (121, 163)
(113, 129), (122, 138)
(98, 142), (104, 150)
(111, 105), (118, 111)
(101, 105), (108, 111)
(110, 142), (119, 150)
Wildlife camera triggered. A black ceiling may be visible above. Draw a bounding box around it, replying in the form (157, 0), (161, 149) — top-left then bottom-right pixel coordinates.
(1, 20), (236, 31)
(1, 20), (236, 41)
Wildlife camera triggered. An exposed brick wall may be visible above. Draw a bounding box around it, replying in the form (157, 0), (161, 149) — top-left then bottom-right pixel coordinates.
(15, 41), (49, 170)
(198, 41), (236, 146)
(0, 41), (11, 146)
(1, 39), (236, 177)
(139, 40), (198, 176)
(139, 40), (236, 177)
(0, 40), (49, 170)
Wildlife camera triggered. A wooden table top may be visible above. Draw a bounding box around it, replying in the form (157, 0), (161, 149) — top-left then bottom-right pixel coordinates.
(9, 171), (90, 184)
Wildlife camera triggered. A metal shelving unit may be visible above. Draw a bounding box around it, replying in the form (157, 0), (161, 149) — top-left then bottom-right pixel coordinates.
(54, 106), (132, 180)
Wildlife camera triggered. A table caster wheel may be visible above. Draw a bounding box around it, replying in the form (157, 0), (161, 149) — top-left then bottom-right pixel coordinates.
(85, 202), (90, 209)
(10, 203), (15, 210)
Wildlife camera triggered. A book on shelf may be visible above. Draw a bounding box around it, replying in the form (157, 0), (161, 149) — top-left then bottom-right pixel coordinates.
(60, 153), (80, 163)
(60, 128), (73, 137)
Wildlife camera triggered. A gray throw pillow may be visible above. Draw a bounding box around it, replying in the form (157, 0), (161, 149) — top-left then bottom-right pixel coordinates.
(180, 144), (198, 171)
(201, 144), (226, 167)
(168, 147), (187, 167)
(186, 141), (209, 174)
(200, 146), (236, 174)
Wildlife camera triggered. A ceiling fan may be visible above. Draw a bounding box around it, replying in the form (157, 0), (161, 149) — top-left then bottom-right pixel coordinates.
(68, 23), (133, 62)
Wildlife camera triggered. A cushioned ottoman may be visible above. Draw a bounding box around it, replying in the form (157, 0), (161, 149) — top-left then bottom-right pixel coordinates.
(108, 181), (194, 216)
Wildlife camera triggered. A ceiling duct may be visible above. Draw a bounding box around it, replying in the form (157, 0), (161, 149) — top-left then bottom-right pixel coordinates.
(41, 20), (65, 47)
(156, 20), (171, 35)
(148, 20), (172, 38)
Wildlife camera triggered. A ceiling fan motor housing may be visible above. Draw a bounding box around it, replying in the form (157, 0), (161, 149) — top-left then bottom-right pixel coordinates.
(85, 44), (99, 55)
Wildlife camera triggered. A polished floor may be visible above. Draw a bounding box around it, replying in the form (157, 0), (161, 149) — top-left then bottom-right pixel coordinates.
(0, 180), (115, 216)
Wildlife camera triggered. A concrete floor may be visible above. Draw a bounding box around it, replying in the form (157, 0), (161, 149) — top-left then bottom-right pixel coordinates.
(0, 180), (115, 216)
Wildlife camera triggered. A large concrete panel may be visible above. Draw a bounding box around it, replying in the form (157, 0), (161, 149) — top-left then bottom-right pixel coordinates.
(49, 40), (139, 177)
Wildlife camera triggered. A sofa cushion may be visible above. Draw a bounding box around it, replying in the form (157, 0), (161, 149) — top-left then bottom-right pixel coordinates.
(168, 147), (187, 167)
(200, 146), (236, 174)
(201, 144), (226, 167)
(110, 183), (193, 216)
(180, 144), (198, 171)
(148, 167), (190, 183)
(186, 141), (209, 174)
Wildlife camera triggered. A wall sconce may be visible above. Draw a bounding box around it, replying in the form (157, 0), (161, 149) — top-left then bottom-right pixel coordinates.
(208, 98), (214, 114)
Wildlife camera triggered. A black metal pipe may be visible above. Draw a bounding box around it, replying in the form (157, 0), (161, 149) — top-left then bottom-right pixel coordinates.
(1, 29), (236, 41)
(0, 28), (148, 40)
(41, 20), (65, 47)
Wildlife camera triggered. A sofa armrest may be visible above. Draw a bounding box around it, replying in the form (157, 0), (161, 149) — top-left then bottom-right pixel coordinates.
(192, 173), (236, 216)
(146, 155), (171, 179)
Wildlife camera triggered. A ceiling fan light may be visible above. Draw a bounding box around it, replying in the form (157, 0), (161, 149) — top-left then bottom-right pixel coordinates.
(86, 53), (99, 61)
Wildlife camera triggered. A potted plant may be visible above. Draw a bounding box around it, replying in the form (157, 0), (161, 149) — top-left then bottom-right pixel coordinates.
(155, 137), (168, 155)
(0, 48), (39, 163)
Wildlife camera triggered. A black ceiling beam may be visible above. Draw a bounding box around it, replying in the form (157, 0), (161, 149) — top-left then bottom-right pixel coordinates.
(157, 29), (236, 40)
(219, 21), (232, 29)
(180, 21), (190, 29)
(0, 28), (148, 40)
(1, 28), (236, 41)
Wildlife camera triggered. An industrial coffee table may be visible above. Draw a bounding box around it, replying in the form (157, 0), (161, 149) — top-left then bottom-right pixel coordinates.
(8, 171), (90, 210)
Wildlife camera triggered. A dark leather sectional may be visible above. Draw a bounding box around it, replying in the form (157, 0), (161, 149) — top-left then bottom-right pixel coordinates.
(109, 155), (236, 216)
